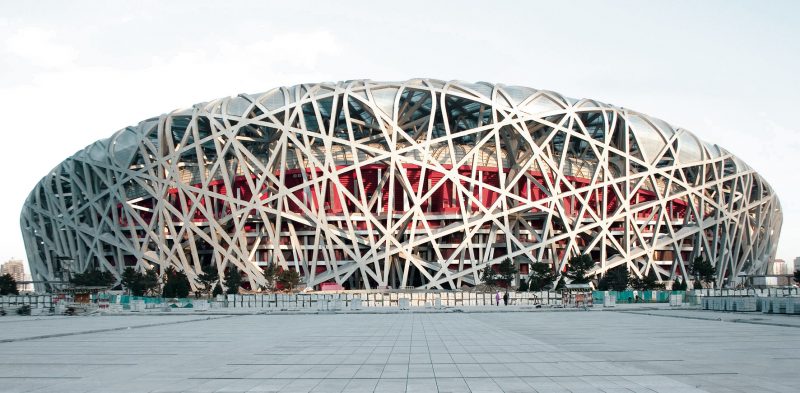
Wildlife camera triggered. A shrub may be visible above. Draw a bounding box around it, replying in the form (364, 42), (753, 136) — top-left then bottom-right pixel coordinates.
(0, 273), (19, 295)
(629, 269), (664, 291)
(70, 268), (115, 287)
(277, 269), (300, 292)
(690, 257), (716, 287)
(16, 305), (31, 316)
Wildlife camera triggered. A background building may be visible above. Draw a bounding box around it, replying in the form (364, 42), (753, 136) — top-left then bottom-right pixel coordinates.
(20, 80), (782, 292)
(1, 258), (30, 292)
(768, 259), (788, 275)
(1, 258), (24, 282)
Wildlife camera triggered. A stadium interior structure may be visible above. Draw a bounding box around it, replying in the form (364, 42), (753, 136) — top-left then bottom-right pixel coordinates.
(21, 79), (782, 291)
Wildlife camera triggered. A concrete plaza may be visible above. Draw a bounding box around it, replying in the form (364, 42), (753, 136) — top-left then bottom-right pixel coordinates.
(0, 307), (798, 392)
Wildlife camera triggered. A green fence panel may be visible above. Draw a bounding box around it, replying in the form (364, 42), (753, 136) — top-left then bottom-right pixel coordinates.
(595, 290), (673, 303)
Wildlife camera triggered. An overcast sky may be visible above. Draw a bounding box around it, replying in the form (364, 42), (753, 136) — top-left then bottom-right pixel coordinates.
(1, 0), (798, 273)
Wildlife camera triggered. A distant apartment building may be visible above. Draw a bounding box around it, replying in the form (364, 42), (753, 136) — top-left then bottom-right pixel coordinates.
(767, 259), (787, 275)
(1, 259), (24, 281)
(1, 259), (30, 292)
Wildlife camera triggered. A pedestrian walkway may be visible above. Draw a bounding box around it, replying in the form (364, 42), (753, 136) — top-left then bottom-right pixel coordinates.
(0, 310), (797, 392)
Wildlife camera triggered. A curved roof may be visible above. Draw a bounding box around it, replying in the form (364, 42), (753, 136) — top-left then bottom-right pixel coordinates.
(62, 79), (739, 171)
(38, 79), (768, 209)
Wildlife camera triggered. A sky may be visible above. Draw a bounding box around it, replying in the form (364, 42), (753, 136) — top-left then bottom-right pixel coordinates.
(1, 0), (798, 274)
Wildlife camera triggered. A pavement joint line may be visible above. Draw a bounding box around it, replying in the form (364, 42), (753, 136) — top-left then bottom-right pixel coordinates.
(252, 350), (646, 355)
(0, 316), (73, 324)
(0, 353), (180, 356)
(186, 372), (739, 380)
(0, 376), (82, 379)
(421, 317), (442, 393)
(226, 360), (685, 366)
(0, 363), (138, 366)
(618, 310), (800, 328)
(0, 315), (240, 344)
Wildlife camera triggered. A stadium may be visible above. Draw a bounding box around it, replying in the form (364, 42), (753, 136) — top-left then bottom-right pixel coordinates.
(20, 79), (782, 292)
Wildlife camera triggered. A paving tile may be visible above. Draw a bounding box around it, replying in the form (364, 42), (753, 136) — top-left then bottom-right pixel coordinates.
(405, 377), (438, 393)
(464, 377), (504, 393)
(354, 364), (385, 378)
(341, 379), (379, 393)
(407, 363), (435, 378)
(433, 363), (463, 378)
(373, 378), (406, 393)
(380, 363), (408, 379)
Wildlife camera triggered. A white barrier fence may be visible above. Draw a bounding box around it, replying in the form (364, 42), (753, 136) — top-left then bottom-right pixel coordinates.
(216, 291), (559, 309)
(0, 295), (53, 309)
(3, 290), (799, 314)
(700, 296), (800, 313)
(692, 288), (799, 297)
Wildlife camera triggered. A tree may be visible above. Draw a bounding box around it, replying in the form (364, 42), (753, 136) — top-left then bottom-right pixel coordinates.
(142, 269), (161, 296)
(480, 265), (498, 288)
(0, 273), (19, 295)
(565, 254), (594, 284)
(121, 267), (145, 296)
(629, 269), (665, 291)
(162, 267), (190, 298)
(196, 264), (220, 295)
(122, 267), (161, 296)
(212, 282), (223, 296)
(223, 266), (242, 295)
(528, 262), (557, 291)
(554, 276), (566, 290)
(597, 265), (629, 291)
(121, 267), (137, 294)
(644, 270), (665, 290)
(794, 270), (800, 285)
(174, 270), (190, 298)
(518, 278), (529, 292)
(690, 257), (716, 288)
(70, 268), (115, 287)
(496, 259), (518, 288)
(277, 269), (300, 292)
(262, 263), (278, 291)
(671, 277), (688, 291)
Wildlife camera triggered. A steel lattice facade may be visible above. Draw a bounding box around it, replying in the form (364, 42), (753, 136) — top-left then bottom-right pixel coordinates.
(21, 79), (782, 291)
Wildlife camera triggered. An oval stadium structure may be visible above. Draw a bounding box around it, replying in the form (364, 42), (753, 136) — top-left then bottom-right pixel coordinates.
(21, 79), (782, 291)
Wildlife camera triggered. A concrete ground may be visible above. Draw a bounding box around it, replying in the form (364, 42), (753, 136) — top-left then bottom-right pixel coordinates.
(0, 307), (798, 393)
